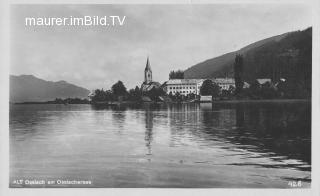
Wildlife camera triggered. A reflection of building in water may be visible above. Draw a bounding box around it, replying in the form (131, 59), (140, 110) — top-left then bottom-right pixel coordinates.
(144, 109), (153, 155)
(168, 104), (201, 126)
(168, 104), (201, 146)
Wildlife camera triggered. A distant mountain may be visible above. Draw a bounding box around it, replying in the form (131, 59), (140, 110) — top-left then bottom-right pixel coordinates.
(10, 75), (90, 103)
(184, 27), (312, 85)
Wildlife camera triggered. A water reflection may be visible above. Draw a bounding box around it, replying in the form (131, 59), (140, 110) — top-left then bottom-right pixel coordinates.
(165, 102), (311, 170)
(10, 101), (311, 187)
(230, 103), (311, 165)
(111, 110), (127, 131)
(144, 108), (154, 155)
(235, 104), (244, 129)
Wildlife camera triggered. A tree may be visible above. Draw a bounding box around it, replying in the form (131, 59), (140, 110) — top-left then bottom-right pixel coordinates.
(228, 85), (236, 95)
(174, 92), (183, 102)
(248, 81), (261, 99)
(105, 90), (116, 101)
(145, 87), (166, 101)
(200, 79), (220, 96)
(234, 54), (244, 95)
(91, 89), (105, 102)
(186, 92), (196, 100)
(169, 70), (184, 79)
(260, 82), (277, 99)
(128, 86), (142, 102)
(111, 81), (127, 97)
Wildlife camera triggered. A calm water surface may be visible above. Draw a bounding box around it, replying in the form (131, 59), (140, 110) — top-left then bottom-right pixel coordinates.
(10, 102), (311, 188)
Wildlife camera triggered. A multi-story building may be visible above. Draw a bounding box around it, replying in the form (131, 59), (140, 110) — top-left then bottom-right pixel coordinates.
(164, 79), (204, 96)
(214, 78), (235, 90)
(164, 78), (235, 96)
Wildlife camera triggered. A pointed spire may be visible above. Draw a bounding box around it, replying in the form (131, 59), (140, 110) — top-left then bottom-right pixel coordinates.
(145, 56), (151, 71)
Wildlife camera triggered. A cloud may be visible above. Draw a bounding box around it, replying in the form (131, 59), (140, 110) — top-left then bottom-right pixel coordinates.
(10, 4), (312, 90)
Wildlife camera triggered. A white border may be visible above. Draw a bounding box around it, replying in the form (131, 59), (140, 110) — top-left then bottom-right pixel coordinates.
(1, 0), (319, 196)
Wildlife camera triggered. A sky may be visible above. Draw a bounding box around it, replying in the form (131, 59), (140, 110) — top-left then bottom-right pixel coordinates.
(10, 4), (312, 90)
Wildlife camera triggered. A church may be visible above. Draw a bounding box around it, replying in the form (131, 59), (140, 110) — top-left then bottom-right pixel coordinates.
(140, 57), (161, 92)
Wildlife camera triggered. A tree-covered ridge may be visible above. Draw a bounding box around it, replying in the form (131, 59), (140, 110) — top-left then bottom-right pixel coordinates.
(242, 27), (311, 98)
(184, 27), (312, 98)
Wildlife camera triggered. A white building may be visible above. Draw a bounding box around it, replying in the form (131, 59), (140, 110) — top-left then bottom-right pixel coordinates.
(214, 78), (235, 90)
(88, 91), (95, 101)
(164, 79), (204, 96)
(256, 78), (272, 85)
(164, 78), (235, 96)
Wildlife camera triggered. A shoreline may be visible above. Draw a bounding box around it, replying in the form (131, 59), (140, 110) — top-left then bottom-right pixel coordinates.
(12, 99), (311, 105)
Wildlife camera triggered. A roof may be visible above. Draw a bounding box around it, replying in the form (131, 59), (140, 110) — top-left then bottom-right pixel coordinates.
(145, 57), (151, 71)
(243, 82), (250, 88)
(214, 78), (235, 84)
(141, 81), (161, 91)
(143, 81), (160, 86)
(256, 78), (272, 85)
(141, 96), (152, 102)
(88, 91), (95, 97)
(166, 79), (204, 85)
(280, 78), (286, 82)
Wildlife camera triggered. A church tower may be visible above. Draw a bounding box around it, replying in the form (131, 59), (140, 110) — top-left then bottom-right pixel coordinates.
(144, 57), (152, 84)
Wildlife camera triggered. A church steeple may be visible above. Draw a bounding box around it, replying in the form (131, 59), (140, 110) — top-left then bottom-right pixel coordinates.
(145, 57), (152, 72)
(144, 57), (152, 84)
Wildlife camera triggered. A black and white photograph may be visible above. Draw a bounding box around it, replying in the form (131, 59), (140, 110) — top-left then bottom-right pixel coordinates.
(1, 1), (320, 195)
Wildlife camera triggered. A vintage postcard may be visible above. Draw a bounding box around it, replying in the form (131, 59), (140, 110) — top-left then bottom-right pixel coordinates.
(1, 1), (319, 196)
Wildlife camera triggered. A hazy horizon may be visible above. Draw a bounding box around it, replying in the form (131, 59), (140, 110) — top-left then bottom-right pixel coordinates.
(10, 4), (312, 90)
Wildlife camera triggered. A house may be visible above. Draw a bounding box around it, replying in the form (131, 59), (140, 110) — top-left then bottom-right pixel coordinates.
(243, 82), (250, 89)
(255, 78), (280, 90)
(200, 95), (212, 102)
(88, 91), (95, 101)
(256, 78), (272, 86)
(214, 78), (235, 90)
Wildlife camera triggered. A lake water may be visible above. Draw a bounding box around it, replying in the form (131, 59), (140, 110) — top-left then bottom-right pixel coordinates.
(9, 101), (311, 188)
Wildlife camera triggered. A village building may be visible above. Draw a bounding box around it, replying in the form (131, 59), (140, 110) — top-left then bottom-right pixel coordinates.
(214, 78), (235, 90)
(243, 82), (250, 89)
(164, 77), (236, 96)
(88, 91), (95, 101)
(256, 78), (272, 86)
(164, 79), (204, 96)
